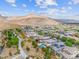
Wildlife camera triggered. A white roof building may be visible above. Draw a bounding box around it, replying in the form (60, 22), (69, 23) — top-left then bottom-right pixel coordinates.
(60, 46), (79, 59)
(26, 32), (38, 37)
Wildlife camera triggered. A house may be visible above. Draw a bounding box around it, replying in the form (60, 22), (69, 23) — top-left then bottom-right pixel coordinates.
(60, 46), (79, 59)
(26, 32), (38, 37)
(37, 37), (65, 52)
(39, 38), (54, 46)
(38, 43), (46, 48)
(51, 40), (65, 53)
(64, 31), (75, 36)
(34, 35), (50, 41)
(35, 36), (56, 45)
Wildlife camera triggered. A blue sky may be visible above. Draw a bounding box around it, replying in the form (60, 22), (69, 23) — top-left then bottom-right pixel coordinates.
(0, 0), (79, 19)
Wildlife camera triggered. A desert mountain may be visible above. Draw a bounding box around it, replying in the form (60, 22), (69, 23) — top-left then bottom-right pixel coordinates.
(8, 14), (59, 26)
(0, 14), (60, 31)
(0, 20), (20, 31)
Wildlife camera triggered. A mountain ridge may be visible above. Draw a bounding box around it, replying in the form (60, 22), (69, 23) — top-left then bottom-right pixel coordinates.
(7, 14), (60, 26)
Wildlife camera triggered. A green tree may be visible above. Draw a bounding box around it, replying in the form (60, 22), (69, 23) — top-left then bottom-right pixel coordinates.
(76, 41), (79, 45)
(32, 40), (38, 48)
(44, 47), (52, 59)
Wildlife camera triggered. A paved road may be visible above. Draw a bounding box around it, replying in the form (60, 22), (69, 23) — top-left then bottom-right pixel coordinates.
(12, 33), (28, 59)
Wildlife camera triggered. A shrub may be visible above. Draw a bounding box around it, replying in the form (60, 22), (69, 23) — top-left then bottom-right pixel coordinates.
(4, 30), (19, 47)
(44, 47), (52, 59)
(16, 28), (22, 32)
(61, 37), (75, 47)
(32, 40), (38, 48)
(26, 46), (30, 51)
(9, 52), (12, 56)
(65, 41), (73, 47)
(61, 37), (67, 42)
(75, 41), (79, 45)
(21, 41), (25, 47)
(38, 31), (45, 36)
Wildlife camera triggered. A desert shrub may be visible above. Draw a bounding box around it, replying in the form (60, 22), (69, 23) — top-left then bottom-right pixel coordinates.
(32, 40), (38, 48)
(26, 46), (30, 51)
(21, 41), (25, 47)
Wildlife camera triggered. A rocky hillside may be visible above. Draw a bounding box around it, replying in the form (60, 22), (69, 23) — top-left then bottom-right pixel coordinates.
(8, 14), (60, 26)
(0, 20), (20, 31)
(0, 14), (60, 31)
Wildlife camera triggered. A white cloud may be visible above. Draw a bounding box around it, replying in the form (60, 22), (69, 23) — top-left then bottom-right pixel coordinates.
(35, 0), (57, 8)
(60, 9), (67, 13)
(60, 7), (67, 13)
(59, 6), (72, 13)
(45, 0), (57, 5)
(47, 8), (59, 14)
(11, 4), (16, 7)
(61, 7), (65, 10)
(68, 6), (72, 10)
(68, 1), (73, 5)
(5, 0), (16, 3)
(29, 0), (32, 2)
(38, 7), (68, 16)
(72, 0), (79, 4)
(22, 4), (27, 8)
(35, 4), (47, 8)
(5, 0), (17, 7)
(0, 10), (8, 16)
(37, 8), (59, 16)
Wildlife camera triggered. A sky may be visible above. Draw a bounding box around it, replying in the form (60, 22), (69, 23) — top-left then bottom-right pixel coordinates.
(0, 0), (79, 19)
